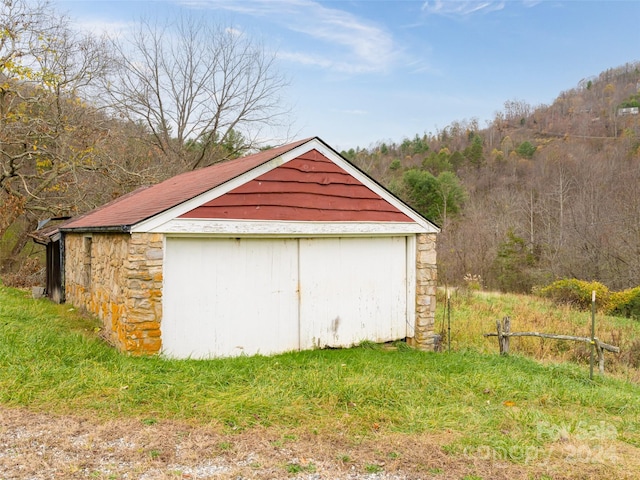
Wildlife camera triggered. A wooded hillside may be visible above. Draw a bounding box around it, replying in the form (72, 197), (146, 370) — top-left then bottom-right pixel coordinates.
(343, 62), (640, 292)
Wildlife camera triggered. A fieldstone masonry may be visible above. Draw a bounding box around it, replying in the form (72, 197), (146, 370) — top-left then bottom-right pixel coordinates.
(65, 232), (163, 355)
(411, 232), (438, 349)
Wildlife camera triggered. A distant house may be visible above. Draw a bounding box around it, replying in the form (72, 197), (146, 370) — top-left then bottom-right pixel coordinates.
(618, 107), (639, 116)
(37, 137), (440, 358)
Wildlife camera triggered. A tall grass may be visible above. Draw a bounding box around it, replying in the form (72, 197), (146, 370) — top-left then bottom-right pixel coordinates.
(1, 284), (639, 457)
(437, 289), (640, 380)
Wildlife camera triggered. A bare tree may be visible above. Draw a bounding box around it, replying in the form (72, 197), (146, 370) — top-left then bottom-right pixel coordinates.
(0, 0), (115, 273)
(105, 15), (291, 172)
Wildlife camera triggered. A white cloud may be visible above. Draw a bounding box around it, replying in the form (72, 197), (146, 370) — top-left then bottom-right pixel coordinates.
(224, 27), (243, 36)
(179, 0), (399, 74)
(278, 51), (333, 69)
(72, 18), (135, 38)
(421, 1), (505, 16)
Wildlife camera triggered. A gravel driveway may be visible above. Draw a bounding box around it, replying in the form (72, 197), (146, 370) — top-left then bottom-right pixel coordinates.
(0, 406), (626, 479)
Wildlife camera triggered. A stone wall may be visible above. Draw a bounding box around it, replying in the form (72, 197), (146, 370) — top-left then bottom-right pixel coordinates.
(122, 233), (163, 354)
(64, 232), (163, 355)
(411, 232), (438, 350)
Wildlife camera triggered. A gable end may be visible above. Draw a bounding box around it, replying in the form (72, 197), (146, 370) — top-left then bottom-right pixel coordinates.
(179, 150), (413, 222)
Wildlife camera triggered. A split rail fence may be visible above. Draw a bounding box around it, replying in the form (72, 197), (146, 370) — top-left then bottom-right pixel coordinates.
(484, 317), (620, 375)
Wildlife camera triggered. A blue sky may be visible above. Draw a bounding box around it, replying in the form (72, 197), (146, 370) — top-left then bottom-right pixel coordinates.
(55, 0), (640, 151)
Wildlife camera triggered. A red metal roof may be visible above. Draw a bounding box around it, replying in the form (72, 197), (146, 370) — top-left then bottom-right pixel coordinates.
(61, 138), (312, 230)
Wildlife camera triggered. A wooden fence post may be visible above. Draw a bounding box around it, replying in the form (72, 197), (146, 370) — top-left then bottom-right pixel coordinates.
(597, 345), (605, 374)
(503, 317), (510, 355)
(496, 316), (511, 355)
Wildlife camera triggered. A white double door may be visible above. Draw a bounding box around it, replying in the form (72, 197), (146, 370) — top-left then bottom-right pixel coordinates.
(162, 236), (408, 358)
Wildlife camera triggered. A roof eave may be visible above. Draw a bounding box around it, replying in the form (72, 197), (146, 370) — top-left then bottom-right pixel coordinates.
(59, 225), (132, 234)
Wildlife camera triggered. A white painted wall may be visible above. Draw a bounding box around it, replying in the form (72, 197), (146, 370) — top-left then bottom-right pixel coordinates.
(162, 236), (410, 358)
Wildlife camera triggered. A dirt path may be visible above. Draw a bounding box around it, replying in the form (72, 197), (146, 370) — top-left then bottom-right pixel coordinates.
(0, 406), (632, 479)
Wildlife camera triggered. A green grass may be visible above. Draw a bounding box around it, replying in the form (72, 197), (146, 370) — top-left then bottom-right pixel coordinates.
(1, 284), (640, 458)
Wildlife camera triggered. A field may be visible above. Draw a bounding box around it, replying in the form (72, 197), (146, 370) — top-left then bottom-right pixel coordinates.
(1, 284), (639, 479)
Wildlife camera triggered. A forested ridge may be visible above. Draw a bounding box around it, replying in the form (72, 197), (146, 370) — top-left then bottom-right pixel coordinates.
(0, 1), (638, 295)
(343, 62), (640, 292)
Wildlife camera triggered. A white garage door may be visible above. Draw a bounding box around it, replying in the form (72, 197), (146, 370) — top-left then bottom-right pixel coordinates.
(298, 237), (408, 349)
(162, 236), (409, 358)
(162, 238), (299, 358)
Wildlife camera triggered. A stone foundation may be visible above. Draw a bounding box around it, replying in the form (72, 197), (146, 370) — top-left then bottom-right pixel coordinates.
(410, 232), (438, 350)
(64, 232), (163, 355)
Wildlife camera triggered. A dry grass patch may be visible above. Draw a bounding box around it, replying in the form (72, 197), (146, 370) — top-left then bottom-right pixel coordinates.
(2, 406), (638, 480)
(440, 289), (640, 381)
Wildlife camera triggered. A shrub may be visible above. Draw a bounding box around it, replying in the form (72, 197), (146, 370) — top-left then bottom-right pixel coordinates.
(537, 279), (610, 311)
(0, 257), (44, 288)
(516, 141), (537, 159)
(389, 159), (401, 171)
(609, 287), (640, 320)
(463, 273), (483, 291)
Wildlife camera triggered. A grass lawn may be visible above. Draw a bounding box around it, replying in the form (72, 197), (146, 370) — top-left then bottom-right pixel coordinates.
(1, 284), (639, 479)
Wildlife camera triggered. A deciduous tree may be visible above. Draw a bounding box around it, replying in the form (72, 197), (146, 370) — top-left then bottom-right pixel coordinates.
(0, 0), (114, 272)
(105, 15), (291, 172)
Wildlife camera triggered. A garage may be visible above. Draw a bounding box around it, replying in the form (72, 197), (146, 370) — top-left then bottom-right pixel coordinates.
(162, 236), (409, 358)
(53, 137), (439, 357)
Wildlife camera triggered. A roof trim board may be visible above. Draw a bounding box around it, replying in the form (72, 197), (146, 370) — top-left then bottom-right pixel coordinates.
(148, 219), (428, 236)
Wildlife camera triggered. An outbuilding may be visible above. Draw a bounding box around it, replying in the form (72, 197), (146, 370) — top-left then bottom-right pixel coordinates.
(43, 137), (439, 358)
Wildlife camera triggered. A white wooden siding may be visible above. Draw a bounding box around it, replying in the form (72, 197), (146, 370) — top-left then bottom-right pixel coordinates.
(162, 236), (410, 358)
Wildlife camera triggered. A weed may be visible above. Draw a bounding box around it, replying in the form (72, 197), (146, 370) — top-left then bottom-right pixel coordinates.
(285, 462), (302, 474)
(357, 340), (379, 350)
(441, 444), (459, 455)
(217, 441), (232, 451)
(364, 463), (383, 473)
(285, 462), (315, 474)
(271, 434), (297, 448)
(392, 339), (412, 351)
